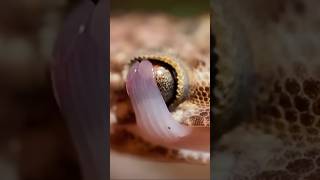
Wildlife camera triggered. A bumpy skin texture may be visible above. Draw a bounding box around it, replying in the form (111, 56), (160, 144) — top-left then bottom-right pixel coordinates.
(175, 57), (210, 127)
(110, 14), (210, 163)
(213, 0), (320, 179)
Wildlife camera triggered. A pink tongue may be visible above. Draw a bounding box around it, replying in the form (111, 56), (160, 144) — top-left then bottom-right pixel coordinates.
(126, 60), (191, 143)
(126, 60), (209, 152)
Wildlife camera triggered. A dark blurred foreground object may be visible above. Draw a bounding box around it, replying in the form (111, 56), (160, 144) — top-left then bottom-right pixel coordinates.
(0, 0), (92, 179)
(51, 0), (108, 180)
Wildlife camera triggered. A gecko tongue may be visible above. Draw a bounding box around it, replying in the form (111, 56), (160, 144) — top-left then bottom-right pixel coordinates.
(126, 60), (192, 146)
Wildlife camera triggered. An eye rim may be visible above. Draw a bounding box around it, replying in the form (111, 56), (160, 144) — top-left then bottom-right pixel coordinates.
(130, 55), (189, 110)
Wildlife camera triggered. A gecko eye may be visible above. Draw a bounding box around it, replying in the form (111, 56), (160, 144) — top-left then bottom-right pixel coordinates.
(153, 63), (176, 105)
(130, 55), (189, 110)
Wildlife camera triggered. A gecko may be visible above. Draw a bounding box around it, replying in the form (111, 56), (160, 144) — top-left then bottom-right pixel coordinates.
(213, 0), (320, 179)
(110, 13), (211, 164)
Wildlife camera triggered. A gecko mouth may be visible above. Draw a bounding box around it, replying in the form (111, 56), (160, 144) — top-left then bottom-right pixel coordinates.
(126, 60), (209, 152)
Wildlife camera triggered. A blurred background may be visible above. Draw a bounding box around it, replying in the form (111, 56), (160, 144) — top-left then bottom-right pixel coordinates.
(0, 0), (83, 179)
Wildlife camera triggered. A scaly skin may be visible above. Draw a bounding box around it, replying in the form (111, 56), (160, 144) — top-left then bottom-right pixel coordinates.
(110, 14), (210, 164)
(213, 0), (320, 179)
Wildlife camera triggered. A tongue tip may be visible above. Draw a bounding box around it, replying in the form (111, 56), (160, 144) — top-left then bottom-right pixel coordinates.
(126, 60), (155, 95)
(138, 60), (154, 79)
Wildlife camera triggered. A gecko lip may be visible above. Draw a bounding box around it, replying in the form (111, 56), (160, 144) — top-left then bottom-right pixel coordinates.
(126, 60), (209, 152)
